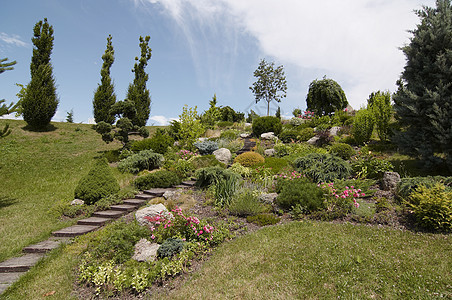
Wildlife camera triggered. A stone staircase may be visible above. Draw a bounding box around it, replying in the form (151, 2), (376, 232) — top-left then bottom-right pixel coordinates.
(236, 138), (256, 155)
(0, 180), (196, 295)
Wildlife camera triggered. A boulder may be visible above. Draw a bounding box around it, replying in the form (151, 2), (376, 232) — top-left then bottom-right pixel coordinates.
(135, 203), (173, 226)
(382, 172), (401, 191)
(71, 199), (84, 206)
(163, 190), (180, 200)
(132, 239), (160, 262)
(259, 193), (278, 205)
(264, 149), (276, 157)
(240, 133), (252, 138)
(307, 136), (319, 145)
(261, 132), (277, 140)
(244, 123), (252, 127)
(329, 126), (341, 136)
(213, 148), (232, 165)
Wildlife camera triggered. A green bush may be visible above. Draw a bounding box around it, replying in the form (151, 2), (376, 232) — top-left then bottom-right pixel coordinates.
(407, 183), (452, 232)
(252, 116), (282, 137)
(329, 143), (355, 160)
(130, 129), (174, 154)
(255, 157), (290, 174)
(233, 151), (265, 167)
(274, 142), (327, 158)
(216, 121), (234, 128)
(228, 188), (268, 217)
(216, 138), (244, 154)
(298, 127), (315, 141)
(219, 129), (239, 140)
(214, 175), (239, 208)
(194, 140), (219, 155)
(352, 155), (393, 179)
(246, 213), (280, 226)
(195, 166), (240, 188)
(168, 159), (195, 179)
(103, 149), (120, 163)
(134, 170), (181, 190)
(352, 108), (375, 145)
(229, 163), (252, 178)
(276, 178), (325, 212)
(218, 106), (245, 123)
(191, 154), (225, 169)
(118, 150), (163, 174)
(157, 238), (185, 259)
(396, 176), (452, 200)
(278, 129), (299, 143)
(294, 153), (351, 183)
(74, 158), (120, 205)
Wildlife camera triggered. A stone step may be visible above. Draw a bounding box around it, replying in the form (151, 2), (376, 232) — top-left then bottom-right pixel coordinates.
(92, 209), (126, 219)
(143, 188), (173, 197)
(109, 204), (136, 212)
(22, 237), (70, 254)
(123, 199), (147, 206)
(52, 225), (99, 237)
(135, 194), (155, 200)
(0, 253), (45, 273)
(77, 217), (112, 226)
(0, 272), (25, 294)
(181, 180), (196, 187)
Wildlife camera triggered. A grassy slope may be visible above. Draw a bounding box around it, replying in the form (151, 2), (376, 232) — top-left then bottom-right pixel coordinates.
(0, 119), (123, 262)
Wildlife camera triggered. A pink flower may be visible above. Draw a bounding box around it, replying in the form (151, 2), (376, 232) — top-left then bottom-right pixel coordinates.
(151, 234), (156, 239)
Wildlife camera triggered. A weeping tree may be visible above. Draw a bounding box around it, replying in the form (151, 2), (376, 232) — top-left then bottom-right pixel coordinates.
(93, 34), (116, 125)
(22, 18), (59, 129)
(393, 0), (452, 171)
(306, 76), (348, 116)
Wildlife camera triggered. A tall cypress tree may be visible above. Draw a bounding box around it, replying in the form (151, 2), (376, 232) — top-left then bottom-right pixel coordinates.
(22, 18), (58, 129)
(126, 36), (152, 127)
(393, 0), (452, 171)
(93, 35), (116, 125)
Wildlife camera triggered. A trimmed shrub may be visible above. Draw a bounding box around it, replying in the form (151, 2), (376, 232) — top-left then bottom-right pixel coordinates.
(407, 183), (452, 232)
(191, 154), (225, 169)
(276, 178), (325, 212)
(298, 127), (315, 141)
(134, 170), (181, 190)
(130, 129), (174, 154)
(74, 158), (120, 205)
(396, 176), (452, 200)
(234, 151), (265, 167)
(157, 238), (185, 259)
(252, 116), (282, 137)
(195, 166), (240, 188)
(329, 143), (355, 160)
(118, 150), (163, 174)
(352, 108), (375, 145)
(294, 153), (351, 183)
(278, 129), (299, 143)
(194, 140), (219, 155)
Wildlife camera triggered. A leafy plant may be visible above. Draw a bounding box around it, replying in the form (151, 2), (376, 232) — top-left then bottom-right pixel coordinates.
(195, 166), (240, 188)
(352, 154), (393, 179)
(118, 150), (163, 174)
(278, 129), (299, 143)
(276, 178), (325, 212)
(396, 176), (452, 200)
(233, 151), (265, 167)
(134, 170), (181, 190)
(179, 105), (205, 150)
(157, 238), (185, 259)
(298, 127), (315, 141)
(294, 153), (351, 183)
(252, 116), (282, 136)
(329, 143), (355, 160)
(219, 129), (240, 140)
(194, 140), (219, 155)
(130, 129), (174, 154)
(229, 163), (252, 178)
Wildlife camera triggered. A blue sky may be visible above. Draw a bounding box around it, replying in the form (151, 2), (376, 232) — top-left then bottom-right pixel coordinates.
(1, 0), (435, 125)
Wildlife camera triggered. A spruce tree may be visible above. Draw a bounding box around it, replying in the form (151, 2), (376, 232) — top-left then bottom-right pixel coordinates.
(22, 18), (58, 129)
(93, 35), (116, 125)
(393, 0), (452, 170)
(126, 36), (152, 127)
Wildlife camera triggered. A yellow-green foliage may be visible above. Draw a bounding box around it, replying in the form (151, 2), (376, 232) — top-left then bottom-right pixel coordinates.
(233, 151), (265, 167)
(407, 183), (452, 232)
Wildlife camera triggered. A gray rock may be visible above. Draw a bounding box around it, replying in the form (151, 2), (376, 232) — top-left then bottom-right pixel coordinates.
(197, 137), (208, 142)
(213, 148), (232, 165)
(382, 172), (401, 191)
(240, 133), (251, 138)
(132, 239), (160, 262)
(135, 204), (173, 226)
(307, 136), (319, 145)
(329, 126), (341, 136)
(264, 149), (276, 157)
(261, 132), (277, 140)
(244, 123), (252, 127)
(71, 199), (84, 206)
(163, 190), (179, 200)
(259, 193), (278, 205)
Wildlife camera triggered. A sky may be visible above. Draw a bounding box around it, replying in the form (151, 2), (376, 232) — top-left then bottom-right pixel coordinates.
(0, 0), (436, 125)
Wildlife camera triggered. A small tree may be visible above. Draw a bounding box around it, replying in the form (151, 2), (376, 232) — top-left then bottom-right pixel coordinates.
(179, 105), (204, 150)
(368, 91), (392, 142)
(352, 108), (375, 145)
(22, 18), (59, 129)
(200, 94), (221, 128)
(66, 109), (74, 123)
(93, 35), (116, 125)
(126, 36), (152, 127)
(250, 59), (287, 116)
(306, 77), (348, 116)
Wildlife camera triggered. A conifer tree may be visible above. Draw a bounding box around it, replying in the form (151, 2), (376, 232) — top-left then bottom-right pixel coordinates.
(126, 36), (152, 127)
(22, 18), (58, 129)
(306, 77), (348, 116)
(393, 0), (452, 170)
(93, 35), (116, 125)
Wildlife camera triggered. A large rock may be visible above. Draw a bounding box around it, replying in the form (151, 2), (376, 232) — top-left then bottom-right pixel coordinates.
(259, 193), (278, 205)
(307, 136), (319, 145)
(240, 133), (252, 138)
(213, 148), (232, 165)
(71, 199), (84, 206)
(135, 204), (173, 226)
(382, 172), (401, 191)
(163, 190), (180, 200)
(261, 132), (277, 140)
(132, 239), (160, 262)
(264, 149), (276, 157)
(329, 126), (341, 136)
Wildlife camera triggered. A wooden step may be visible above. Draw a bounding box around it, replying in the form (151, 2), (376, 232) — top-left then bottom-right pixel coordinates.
(52, 225), (99, 237)
(77, 217), (112, 226)
(109, 204), (136, 212)
(0, 253), (45, 273)
(92, 210), (126, 219)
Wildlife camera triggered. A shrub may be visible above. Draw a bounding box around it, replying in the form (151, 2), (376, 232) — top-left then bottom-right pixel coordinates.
(216, 138), (244, 154)
(216, 121), (234, 128)
(191, 155), (225, 169)
(255, 157), (290, 174)
(274, 141), (326, 158)
(218, 106), (245, 123)
(194, 140), (219, 155)
(157, 238), (185, 259)
(407, 183), (452, 232)
(298, 127), (315, 141)
(276, 178), (325, 212)
(130, 129), (174, 154)
(352, 108), (375, 145)
(314, 130), (333, 147)
(103, 149), (120, 163)
(228, 188), (268, 217)
(219, 129), (239, 140)
(134, 170), (181, 190)
(289, 117), (306, 126)
(234, 151), (265, 167)
(74, 158), (120, 205)
(352, 155), (393, 179)
(229, 163), (252, 178)
(246, 213), (280, 226)
(278, 129), (299, 143)
(195, 166), (240, 188)
(294, 153), (351, 183)
(168, 159), (195, 179)
(396, 176), (452, 200)
(118, 150), (163, 174)
(329, 143), (355, 160)
(252, 116), (282, 137)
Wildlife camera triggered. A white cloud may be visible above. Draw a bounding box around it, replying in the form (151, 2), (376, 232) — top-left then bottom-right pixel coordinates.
(149, 115), (177, 126)
(0, 32), (28, 48)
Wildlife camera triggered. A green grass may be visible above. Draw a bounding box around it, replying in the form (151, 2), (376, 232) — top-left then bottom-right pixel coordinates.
(158, 221), (451, 300)
(0, 119), (125, 262)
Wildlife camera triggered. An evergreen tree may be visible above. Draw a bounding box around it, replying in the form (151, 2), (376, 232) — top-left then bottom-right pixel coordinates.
(200, 94), (221, 128)
(66, 109), (74, 123)
(126, 36), (152, 127)
(306, 76), (348, 116)
(93, 35), (116, 125)
(0, 57), (16, 74)
(22, 18), (58, 129)
(393, 0), (452, 170)
(368, 91), (392, 142)
(0, 58), (18, 138)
